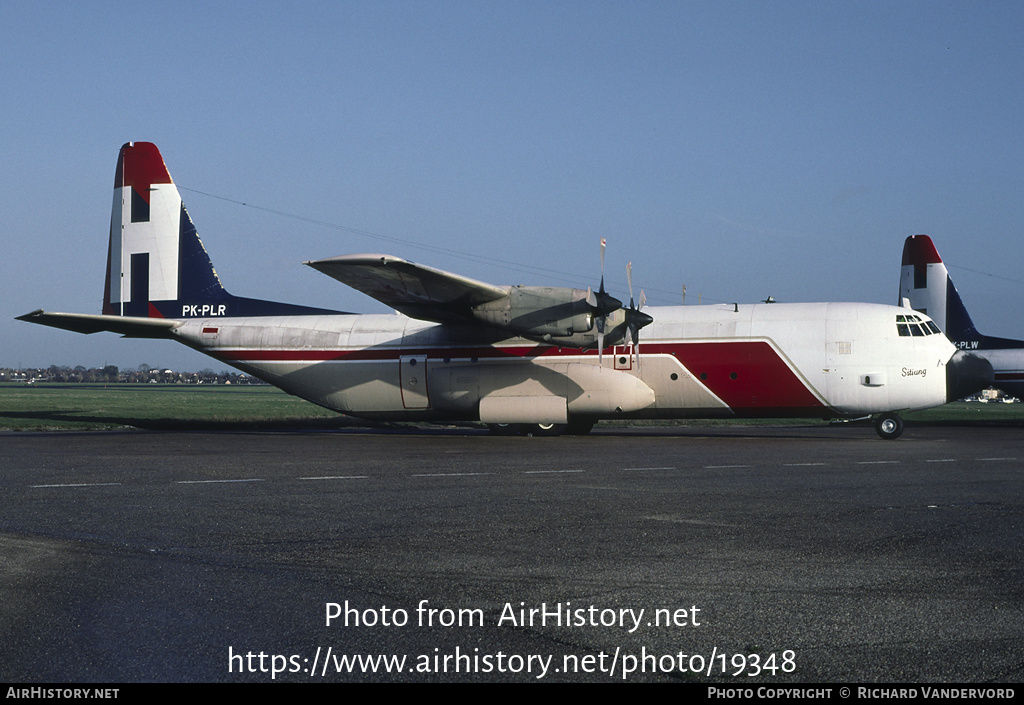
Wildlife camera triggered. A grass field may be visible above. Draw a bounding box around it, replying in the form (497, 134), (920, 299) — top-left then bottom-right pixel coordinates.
(0, 383), (347, 431)
(1, 382), (1022, 432)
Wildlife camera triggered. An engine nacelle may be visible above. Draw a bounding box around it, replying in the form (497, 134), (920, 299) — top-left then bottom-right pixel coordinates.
(470, 286), (595, 340)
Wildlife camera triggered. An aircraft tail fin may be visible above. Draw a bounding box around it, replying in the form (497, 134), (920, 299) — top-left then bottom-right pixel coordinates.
(899, 234), (982, 347)
(103, 142), (337, 319)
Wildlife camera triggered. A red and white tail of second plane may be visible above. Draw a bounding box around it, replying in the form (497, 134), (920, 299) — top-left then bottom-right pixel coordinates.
(18, 143), (993, 438)
(900, 234), (1023, 399)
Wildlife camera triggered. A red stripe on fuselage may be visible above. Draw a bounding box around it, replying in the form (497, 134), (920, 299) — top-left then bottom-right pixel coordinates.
(670, 341), (822, 411)
(214, 340), (824, 411)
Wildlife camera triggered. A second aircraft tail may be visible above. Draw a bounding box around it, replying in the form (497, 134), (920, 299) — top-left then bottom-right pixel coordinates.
(899, 234), (1021, 351)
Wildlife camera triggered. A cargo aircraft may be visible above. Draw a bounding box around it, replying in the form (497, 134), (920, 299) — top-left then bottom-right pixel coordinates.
(899, 234), (1023, 398)
(18, 143), (993, 439)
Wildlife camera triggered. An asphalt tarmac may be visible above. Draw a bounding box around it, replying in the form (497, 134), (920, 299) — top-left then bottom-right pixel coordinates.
(1, 423), (1022, 683)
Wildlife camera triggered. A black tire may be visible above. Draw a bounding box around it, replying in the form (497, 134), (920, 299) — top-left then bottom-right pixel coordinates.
(530, 423), (567, 437)
(875, 412), (904, 440)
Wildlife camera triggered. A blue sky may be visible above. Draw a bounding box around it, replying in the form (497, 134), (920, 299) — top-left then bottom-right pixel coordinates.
(4, 1), (1024, 371)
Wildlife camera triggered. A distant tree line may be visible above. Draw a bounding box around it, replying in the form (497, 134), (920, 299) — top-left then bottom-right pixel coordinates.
(1, 365), (264, 385)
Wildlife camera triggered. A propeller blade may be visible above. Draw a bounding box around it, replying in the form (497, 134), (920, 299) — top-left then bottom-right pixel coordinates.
(589, 239), (621, 315)
(592, 239), (620, 365)
(623, 264), (653, 369)
(600, 238), (606, 285)
(626, 261), (634, 306)
(627, 315), (639, 368)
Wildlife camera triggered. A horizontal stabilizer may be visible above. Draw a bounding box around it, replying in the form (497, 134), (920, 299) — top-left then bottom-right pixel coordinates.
(16, 310), (180, 338)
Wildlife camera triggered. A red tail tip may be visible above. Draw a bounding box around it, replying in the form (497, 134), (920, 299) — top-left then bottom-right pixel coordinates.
(115, 142), (173, 198)
(901, 234), (942, 267)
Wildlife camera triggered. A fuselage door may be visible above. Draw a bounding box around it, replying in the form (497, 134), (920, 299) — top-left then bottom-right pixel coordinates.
(400, 355), (430, 409)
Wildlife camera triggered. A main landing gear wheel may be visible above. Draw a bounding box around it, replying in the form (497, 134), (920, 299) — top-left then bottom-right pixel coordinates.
(530, 423), (566, 437)
(875, 412), (904, 440)
(486, 423), (566, 436)
(486, 420), (594, 437)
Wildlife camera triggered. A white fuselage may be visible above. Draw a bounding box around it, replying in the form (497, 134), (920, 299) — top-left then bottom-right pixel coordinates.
(168, 301), (956, 424)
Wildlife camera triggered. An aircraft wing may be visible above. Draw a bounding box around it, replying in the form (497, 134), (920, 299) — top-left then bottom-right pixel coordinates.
(305, 254), (510, 323)
(16, 310), (181, 339)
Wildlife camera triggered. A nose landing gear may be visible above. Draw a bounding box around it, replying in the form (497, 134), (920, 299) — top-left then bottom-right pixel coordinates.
(875, 412), (904, 440)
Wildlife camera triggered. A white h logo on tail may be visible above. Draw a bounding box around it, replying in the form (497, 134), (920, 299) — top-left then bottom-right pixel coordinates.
(107, 142), (182, 311)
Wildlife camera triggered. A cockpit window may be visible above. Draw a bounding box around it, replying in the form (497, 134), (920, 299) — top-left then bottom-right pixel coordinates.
(897, 313), (939, 337)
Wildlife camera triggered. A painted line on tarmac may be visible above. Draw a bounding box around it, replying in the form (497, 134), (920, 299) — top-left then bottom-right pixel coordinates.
(30, 482), (122, 488)
(176, 478), (265, 484)
(299, 475), (370, 480)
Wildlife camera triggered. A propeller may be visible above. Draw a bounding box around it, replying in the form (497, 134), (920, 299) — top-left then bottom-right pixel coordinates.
(587, 239), (622, 363)
(624, 261), (654, 368)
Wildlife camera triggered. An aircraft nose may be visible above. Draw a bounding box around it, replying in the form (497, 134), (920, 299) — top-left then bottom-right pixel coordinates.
(946, 351), (994, 403)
